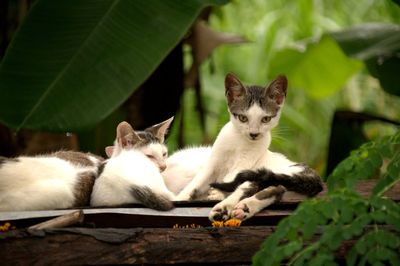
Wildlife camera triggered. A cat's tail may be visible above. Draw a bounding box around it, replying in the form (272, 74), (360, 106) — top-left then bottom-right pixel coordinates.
(131, 186), (174, 211)
(211, 166), (323, 197)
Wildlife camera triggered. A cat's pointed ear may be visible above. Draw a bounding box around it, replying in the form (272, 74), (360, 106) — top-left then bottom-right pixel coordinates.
(146, 116), (174, 143)
(265, 75), (287, 105)
(116, 121), (141, 149)
(105, 146), (114, 157)
(225, 73), (246, 104)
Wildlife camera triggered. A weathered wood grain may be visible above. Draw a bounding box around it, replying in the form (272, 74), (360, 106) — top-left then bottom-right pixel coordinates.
(0, 226), (365, 265)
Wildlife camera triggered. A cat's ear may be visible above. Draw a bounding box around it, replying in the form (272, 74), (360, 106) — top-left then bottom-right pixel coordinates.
(146, 116), (174, 143)
(225, 73), (246, 104)
(265, 75), (287, 105)
(116, 121), (141, 149)
(105, 146), (114, 157)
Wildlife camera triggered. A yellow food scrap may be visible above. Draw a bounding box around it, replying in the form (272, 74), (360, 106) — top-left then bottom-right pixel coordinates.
(173, 223), (202, 229)
(224, 219), (242, 227)
(212, 219), (241, 228)
(0, 222), (11, 232)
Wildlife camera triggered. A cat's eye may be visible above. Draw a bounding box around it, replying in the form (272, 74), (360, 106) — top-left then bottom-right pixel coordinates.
(162, 152), (167, 157)
(261, 116), (272, 123)
(146, 154), (154, 159)
(237, 114), (248, 123)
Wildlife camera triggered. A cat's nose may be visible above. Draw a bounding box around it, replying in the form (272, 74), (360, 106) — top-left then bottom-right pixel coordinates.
(249, 133), (259, 140)
(159, 163), (167, 172)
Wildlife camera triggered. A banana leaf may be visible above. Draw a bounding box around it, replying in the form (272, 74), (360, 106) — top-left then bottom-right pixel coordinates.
(0, 0), (226, 131)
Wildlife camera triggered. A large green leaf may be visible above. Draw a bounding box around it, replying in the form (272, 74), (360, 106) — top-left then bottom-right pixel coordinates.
(269, 35), (362, 99)
(331, 23), (400, 96)
(0, 0), (226, 131)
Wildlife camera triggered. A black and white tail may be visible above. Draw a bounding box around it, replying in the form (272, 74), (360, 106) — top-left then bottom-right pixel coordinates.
(131, 186), (174, 211)
(211, 165), (323, 197)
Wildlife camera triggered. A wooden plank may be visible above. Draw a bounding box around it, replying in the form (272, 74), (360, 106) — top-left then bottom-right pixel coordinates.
(0, 227), (345, 265)
(0, 208), (291, 228)
(0, 180), (398, 229)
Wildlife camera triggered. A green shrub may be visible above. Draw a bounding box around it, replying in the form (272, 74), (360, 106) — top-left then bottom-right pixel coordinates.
(253, 131), (400, 266)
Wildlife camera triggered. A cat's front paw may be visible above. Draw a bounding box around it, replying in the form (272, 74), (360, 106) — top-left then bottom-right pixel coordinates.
(209, 204), (231, 221)
(207, 188), (226, 201)
(231, 202), (251, 220)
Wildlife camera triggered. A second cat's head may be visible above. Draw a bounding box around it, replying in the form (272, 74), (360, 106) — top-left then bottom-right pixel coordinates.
(225, 73), (287, 141)
(105, 117), (174, 172)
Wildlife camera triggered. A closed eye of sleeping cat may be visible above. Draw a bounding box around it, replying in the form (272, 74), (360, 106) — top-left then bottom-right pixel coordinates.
(0, 117), (175, 212)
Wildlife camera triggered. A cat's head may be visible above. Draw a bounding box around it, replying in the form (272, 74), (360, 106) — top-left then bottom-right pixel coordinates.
(105, 117), (174, 172)
(225, 73), (287, 141)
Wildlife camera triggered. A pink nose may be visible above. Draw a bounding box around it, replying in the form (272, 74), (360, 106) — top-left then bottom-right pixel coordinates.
(159, 164), (167, 172)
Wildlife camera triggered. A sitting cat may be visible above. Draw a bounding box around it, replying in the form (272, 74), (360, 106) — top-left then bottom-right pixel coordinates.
(0, 118), (175, 211)
(174, 73), (322, 221)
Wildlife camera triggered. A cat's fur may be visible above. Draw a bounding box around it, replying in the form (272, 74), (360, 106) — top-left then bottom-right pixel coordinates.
(162, 146), (212, 195)
(174, 73), (323, 221)
(0, 118), (175, 211)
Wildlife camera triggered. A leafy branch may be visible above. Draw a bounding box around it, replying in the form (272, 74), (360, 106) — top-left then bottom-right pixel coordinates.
(253, 131), (400, 265)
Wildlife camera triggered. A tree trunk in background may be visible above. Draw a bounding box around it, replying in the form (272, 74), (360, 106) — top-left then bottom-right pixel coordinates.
(124, 42), (184, 130)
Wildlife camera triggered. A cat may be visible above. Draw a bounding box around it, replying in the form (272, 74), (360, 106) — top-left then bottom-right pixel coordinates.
(0, 118), (175, 211)
(0, 151), (103, 211)
(91, 117), (175, 210)
(174, 73), (323, 221)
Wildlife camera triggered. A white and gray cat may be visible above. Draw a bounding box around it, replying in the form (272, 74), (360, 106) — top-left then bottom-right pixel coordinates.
(0, 118), (175, 211)
(166, 73), (322, 221)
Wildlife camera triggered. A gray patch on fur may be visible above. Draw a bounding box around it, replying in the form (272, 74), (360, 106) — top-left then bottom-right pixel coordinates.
(240, 183), (259, 200)
(97, 161), (107, 177)
(255, 185), (286, 201)
(53, 151), (103, 167)
(130, 186), (174, 211)
(228, 85), (282, 115)
(74, 171), (97, 207)
(189, 189), (200, 201)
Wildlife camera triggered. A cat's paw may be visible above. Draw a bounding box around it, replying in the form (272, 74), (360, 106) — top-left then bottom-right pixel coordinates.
(207, 188), (226, 201)
(209, 202), (233, 221)
(174, 193), (190, 201)
(231, 202), (250, 221)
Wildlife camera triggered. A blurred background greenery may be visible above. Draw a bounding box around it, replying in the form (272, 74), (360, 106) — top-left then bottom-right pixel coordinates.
(167, 0), (400, 177)
(0, 0), (399, 179)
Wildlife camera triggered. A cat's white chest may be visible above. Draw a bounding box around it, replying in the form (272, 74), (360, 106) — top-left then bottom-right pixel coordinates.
(210, 122), (270, 182)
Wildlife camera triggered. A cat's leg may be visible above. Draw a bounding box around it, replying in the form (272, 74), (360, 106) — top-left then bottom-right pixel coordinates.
(175, 168), (216, 201)
(209, 181), (259, 221)
(231, 185), (286, 221)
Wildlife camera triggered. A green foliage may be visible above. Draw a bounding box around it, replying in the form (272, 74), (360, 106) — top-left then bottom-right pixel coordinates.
(331, 23), (400, 96)
(253, 131), (400, 266)
(0, 0), (226, 131)
(269, 35), (363, 99)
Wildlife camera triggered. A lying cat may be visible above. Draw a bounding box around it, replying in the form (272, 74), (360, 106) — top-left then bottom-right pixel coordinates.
(174, 73), (323, 221)
(91, 118), (175, 210)
(0, 118), (175, 211)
